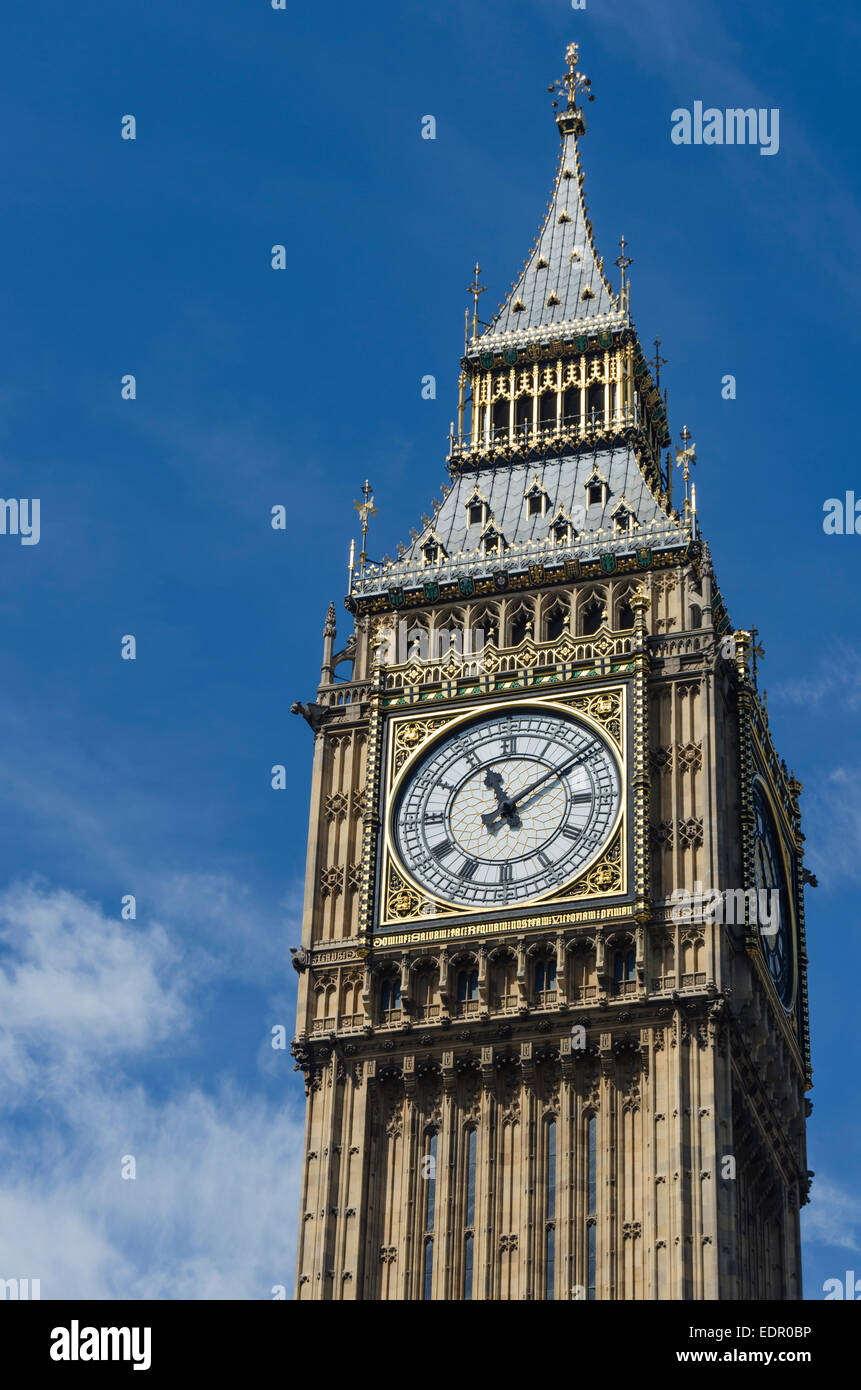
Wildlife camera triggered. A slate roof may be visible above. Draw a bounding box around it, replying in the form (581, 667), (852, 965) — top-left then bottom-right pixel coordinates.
(352, 449), (687, 599)
(473, 126), (626, 348)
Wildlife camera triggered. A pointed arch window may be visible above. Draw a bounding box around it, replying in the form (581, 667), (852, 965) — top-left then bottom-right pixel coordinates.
(580, 594), (606, 636)
(509, 602), (533, 647)
(585, 471), (608, 508)
(544, 597), (569, 641)
(612, 502), (637, 534)
(480, 520), (506, 558)
(421, 530), (448, 566)
(514, 393), (532, 439)
(465, 489), (488, 529)
(524, 476), (550, 519)
(563, 385), (581, 431)
(548, 508), (575, 548)
(586, 379), (604, 424)
(617, 599), (635, 631)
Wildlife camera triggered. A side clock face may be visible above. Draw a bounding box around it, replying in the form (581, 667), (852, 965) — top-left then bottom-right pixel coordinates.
(392, 706), (622, 909)
(752, 781), (795, 1009)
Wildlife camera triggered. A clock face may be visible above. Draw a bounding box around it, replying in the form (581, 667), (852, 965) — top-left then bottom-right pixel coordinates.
(752, 781), (794, 1009)
(391, 706), (622, 909)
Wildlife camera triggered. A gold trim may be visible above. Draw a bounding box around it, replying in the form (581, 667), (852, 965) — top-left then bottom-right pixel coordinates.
(378, 689), (629, 927)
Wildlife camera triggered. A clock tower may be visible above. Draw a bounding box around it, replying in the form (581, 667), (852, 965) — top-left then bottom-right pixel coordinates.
(291, 44), (812, 1301)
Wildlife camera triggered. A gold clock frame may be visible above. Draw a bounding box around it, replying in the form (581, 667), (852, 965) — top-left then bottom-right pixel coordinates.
(373, 686), (631, 931)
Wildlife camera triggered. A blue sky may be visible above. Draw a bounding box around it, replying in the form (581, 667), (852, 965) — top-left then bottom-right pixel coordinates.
(0, 0), (857, 1299)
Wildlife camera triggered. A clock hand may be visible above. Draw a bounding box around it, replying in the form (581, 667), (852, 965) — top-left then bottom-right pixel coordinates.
(507, 745), (593, 807)
(481, 746), (593, 830)
(481, 768), (521, 831)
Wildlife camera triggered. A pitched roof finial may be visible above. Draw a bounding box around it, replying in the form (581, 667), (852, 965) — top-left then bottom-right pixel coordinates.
(615, 235), (633, 311)
(675, 426), (697, 525)
(466, 261), (487, 343)
(650, 335), (667, 389)
(354, 479), (377, 575)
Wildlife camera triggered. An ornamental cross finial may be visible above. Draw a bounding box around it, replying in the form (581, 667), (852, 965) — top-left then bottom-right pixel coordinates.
(549, 42), (594, 132)
(353, 479), (377, 572)
(467, 261), (487, 342)
(614, 235), (633, 307)
(650, 335), (667, 389)
(675, 425), (697, 523)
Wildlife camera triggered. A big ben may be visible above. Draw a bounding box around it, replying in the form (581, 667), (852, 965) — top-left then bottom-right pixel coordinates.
(290, 44), (811, 1301)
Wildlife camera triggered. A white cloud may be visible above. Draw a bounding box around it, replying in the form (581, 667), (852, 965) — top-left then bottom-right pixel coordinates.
(0, 882), (304, 1299)
(802, 1175), (861, 1255)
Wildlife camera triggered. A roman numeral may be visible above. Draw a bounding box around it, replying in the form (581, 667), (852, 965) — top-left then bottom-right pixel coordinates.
(459, 859), (478, 881)
(501, 736), (518, 756)
(425, 812), (444, 824)
(431, 839), (455, 860)
(537, 852), (551, 869)
(499, 863), (513, 884)
(561, 825), (581, 840)
(456, 743), (479, 767)
(570, 792), (593, 805)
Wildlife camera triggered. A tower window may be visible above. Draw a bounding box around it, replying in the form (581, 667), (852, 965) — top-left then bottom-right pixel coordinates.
(581, 596), (605, 636)
(545, 601), (568, 640)
(465, 491), (488, 528)
(617, 601), (635, 631)
(586, 474), (607, 507)
(535, 958), (557, 995)
(457, 968), (479, 1002)
(380, 977), (401, 1013)
(515, 396), (532, 433)
(613, 948), (636, 994)
(524, 477), (549, 518)
(510, 606), (533, 646)
(563, 385), (580, 427)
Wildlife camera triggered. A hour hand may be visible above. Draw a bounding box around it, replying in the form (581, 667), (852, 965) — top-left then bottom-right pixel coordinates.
(482, 769), (520, 830)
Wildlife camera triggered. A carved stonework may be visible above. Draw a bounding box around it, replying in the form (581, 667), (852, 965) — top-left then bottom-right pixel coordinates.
(320, 866), (344, 897)
(678, 817), (704, 850)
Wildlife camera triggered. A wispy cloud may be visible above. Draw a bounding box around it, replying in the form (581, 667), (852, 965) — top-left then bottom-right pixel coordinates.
(0, 882), (303, 1299)
(774, 644), (861, 713)
(802, 1174), (861, 1255)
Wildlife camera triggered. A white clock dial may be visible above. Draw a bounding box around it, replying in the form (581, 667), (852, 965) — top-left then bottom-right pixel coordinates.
(391, 706), (622, 909)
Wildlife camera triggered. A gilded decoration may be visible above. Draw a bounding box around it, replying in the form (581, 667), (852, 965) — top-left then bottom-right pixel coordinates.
(377, 689), (630, 927)
(392, 716), (453, 774)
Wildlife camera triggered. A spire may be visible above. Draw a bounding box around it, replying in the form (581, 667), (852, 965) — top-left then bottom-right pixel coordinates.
(473, 44), (624, 345)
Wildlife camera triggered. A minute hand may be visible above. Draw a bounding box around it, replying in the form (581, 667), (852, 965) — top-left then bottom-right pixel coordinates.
(509, 747), (594, 808)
